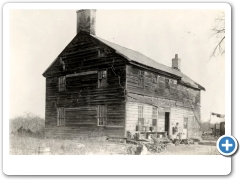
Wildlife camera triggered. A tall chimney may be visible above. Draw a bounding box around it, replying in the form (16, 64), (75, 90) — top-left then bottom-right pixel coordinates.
(76, 9), (96, 35)
(172, 54), (181, 71)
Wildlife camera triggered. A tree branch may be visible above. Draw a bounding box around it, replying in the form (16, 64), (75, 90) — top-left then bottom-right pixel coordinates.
(210, 36), (225, 59)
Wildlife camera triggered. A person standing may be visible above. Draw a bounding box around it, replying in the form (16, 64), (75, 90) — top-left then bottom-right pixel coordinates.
(173, 122), (179, 135)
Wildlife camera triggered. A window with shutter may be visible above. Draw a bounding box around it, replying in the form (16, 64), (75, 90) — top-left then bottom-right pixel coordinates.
(138, 70), (144, 88)
(152, 74), (157, 89)
(97, 105), (107, 126)
(192, 96), (196, 104)
(165, 78), (170, 89)
(98, 70), (108, 88)
(57, 107), (65, 126)
(58, 76), (66, 92)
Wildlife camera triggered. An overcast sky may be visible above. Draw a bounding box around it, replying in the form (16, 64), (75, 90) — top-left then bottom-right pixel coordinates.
(9, 9), (225, 123)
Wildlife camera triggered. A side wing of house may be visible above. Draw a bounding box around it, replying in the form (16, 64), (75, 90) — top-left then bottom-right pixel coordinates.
(43, 31), (127, 138)
(125, 65), (201, 139)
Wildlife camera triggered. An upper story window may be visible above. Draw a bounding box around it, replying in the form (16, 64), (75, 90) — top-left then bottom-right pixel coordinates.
(152, 74), (157, 84)
(58, 76), (66, 92)
(98, 70), (108, 88)
(60, 57), (66, 71)
(152, 74), (157, 89)
(192, 96), (196, 104)
(138, 70), (144, 88)
(165, 78), (170, 89)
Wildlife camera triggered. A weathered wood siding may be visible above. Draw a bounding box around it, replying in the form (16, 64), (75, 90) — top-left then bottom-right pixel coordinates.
(44, 31), (126, 138)
(125, 65), (201, 138)
(43, 31), (202, 139)
(126, 65), (201, 106)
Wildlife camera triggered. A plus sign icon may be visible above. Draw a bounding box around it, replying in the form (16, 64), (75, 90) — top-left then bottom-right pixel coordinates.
(217, 135), (238, 156)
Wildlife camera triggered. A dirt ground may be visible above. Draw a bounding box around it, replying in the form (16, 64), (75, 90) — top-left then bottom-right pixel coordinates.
(9, 135), (219, 155)
(159, 144), (219, 155)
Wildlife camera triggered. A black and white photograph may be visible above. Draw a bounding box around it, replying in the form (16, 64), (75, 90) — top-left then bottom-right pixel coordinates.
(3, 2), (233, 176)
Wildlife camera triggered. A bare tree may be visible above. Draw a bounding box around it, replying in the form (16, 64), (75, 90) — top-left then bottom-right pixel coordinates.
(209, 12), (225, 59)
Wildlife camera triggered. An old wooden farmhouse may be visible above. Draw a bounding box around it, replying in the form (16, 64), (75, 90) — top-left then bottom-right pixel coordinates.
(43, 10), (205, 139)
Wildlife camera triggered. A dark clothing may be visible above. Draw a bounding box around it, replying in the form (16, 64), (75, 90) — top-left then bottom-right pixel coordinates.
(173, 126), (178, 134)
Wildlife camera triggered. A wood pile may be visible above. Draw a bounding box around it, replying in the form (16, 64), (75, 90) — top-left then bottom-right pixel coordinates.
(124, 133), (170, 154)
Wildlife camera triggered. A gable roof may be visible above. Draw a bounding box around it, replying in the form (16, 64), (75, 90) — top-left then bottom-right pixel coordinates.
(91, 35), (205, 91)
(43, 31), (205, 91)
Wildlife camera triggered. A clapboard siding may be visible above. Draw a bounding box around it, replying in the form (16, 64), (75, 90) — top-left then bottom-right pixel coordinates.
(126, 65), (201, 107)
(125, 102), (165, 132)
(125, 65), (201, 138)
(44, 31), (126, 138)
(170, 107), (200, 138)
(170, 107), (194, 131)
(45, 126), (124, 139)
(125, 102), (200, 138)
(43, 31), (202, 139)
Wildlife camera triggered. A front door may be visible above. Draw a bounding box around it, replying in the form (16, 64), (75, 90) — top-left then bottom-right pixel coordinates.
(164, 112), (170, 133)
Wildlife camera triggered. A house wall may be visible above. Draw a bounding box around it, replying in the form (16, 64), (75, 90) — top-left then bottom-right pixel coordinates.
(44, 32), (126, 138)
(126, 65), (201, 105)
(43, 32), (202, 139)
(125, 102), (165, 132)
(125, 65), (201, 138)
(125, 101), (201, 138)
(170, 107), (201, 138)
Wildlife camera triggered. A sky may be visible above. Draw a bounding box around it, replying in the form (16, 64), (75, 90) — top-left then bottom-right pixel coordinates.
(9, 9), (225, 123)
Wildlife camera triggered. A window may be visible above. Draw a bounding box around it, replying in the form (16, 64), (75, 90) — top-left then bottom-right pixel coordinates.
(192, 96), (196, 104)
(152, 74), (157, 89)
(138, 106), (144, 125)
(57, 107), (65, 126)
(97, 105), (107, 126)
(58, 76), (66, 92)
(138, 70), (144, 88)
(183, 117), (188, 129)
(157, 75), (164, 83)
(164, 78), (170, 93)
(152, 74), (157, 84)
(165, 78), (170, 89)
(152, 107), (158, 126)
(98, 70), (108, 88)
(60, 57), (66, 71)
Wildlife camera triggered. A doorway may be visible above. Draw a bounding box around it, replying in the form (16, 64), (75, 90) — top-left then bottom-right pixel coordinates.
(164, 112), (170, 133)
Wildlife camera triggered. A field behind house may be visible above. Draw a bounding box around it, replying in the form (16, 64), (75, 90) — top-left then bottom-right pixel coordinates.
(9, 113), (219, 155)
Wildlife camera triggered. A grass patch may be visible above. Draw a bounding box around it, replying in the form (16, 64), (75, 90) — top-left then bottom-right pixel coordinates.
(10, 136), (129, 155)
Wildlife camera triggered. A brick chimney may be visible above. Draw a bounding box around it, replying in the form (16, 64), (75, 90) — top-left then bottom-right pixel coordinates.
(76, 9), (96, 35)
(172, 54), (181, 71)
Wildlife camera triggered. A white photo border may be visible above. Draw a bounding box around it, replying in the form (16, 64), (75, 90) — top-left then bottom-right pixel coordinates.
(3, 2), (231, 175)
